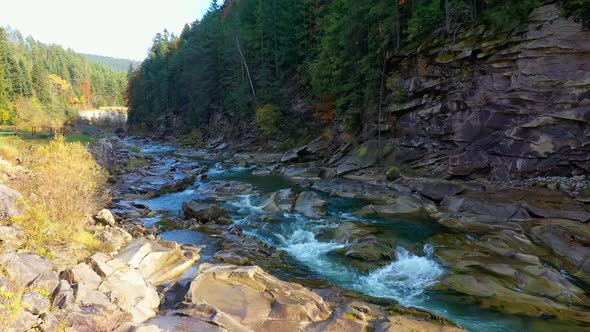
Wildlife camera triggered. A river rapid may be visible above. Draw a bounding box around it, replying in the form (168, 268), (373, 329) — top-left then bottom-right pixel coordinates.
(123, 141), (588, 332)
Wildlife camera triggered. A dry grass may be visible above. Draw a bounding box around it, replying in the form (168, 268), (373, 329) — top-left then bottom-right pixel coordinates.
(6, 136), (109, 254)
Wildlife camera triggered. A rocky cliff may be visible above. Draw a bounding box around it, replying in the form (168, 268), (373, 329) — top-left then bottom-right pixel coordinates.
(382, 2), (590, 180)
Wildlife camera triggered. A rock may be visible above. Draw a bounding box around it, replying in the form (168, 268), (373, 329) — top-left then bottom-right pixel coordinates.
(312, 178), (397, 203)
(60, 263), (103, 290)
(383, 4), (590, 180)
(0, 225), (26, 252)
(21, 291), (50, 315)
(386, 167), (401, 181)
(316, 222), (379, 243)
(88, 138), (116, 173)
(74, 282), (115, 309)
(98, 268), (160, 323)
(197, 181), (253, 196)
(39, 312), (60, 332)
(440, 188), (590, 222)
(439, 274), (590, 323)
(133, 315), (223, 332)
(377, 315), (464, 332)
(260, 188), (296, 213)
(115, 238), (201, 285)
(182, 201), (229, 223)
(52, 279), (75, 309)
(334, 140), (393, 175)
(294, 191), (328, 219)
(528, 218), (590, 283)
(355, 195), (430, 221)
(94, 209), (116, 226)
(6, 310), (39, 332)
(335, 240), (396, 264)
(87, 252), (127, 278)
(94, 225), (132, 252)
(213, 250), (250, 265)
(238, 160), (249, 168)
(186, 264), (331, 330)
(0, 185), (22, 219)
(0, 252), (58, 288)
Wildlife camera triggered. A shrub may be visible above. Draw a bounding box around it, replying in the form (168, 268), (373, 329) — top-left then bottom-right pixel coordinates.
(407, 0), (444, 42)
(562, 0), (590, 29)
(255, 104), (284, 139)
(9, 137), (108, 250)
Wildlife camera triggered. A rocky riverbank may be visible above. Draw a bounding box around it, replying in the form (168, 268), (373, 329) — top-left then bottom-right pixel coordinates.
(0, 137), (468, 331)
(115, 134), (590, 329)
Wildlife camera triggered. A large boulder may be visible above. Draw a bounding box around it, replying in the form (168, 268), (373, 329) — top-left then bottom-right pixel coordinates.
(0, 185), (22, 220)
(115, 238), (201, 285)
(0, 252), (59, 289)
(260, 188), (296, 213)
(182, 201), (229, 223)
(98, 267), (160, 323)
(94, 225), (132, 252)
(355, 195), (431, 220)
(186, 264), (332, 330)
(294, 191), (328, 219)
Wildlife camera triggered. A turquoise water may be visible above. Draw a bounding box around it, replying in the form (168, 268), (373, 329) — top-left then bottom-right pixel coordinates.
(131, 147), (589, 332)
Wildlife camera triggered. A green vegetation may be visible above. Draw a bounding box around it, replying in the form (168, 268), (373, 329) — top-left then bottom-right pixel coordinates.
(255, 104), (284, 139)
(561, 0), (590, 28)
(0, 27), (127, 127)
(79, 53), (141, 72)
(127, 0), (567, 139)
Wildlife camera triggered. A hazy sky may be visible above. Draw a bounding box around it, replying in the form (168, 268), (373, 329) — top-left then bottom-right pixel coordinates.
(0, 0), (211, 61)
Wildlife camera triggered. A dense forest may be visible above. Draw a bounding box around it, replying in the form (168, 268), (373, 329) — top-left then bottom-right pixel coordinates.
(127, 0), (589, 144)
(80, 53), (141, 72)
(0, 27), (127, 126)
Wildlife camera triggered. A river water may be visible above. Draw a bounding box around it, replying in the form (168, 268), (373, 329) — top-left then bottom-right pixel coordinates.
(129, 142), (587, 332)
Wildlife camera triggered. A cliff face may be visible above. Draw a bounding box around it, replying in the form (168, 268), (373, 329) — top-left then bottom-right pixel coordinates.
(385, 3), (590, 180)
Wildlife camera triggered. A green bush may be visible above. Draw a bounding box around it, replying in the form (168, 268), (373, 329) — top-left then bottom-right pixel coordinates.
(562, 0), (590, 29)
(407, 0), (444, 42)
(255, 104), (284, 139)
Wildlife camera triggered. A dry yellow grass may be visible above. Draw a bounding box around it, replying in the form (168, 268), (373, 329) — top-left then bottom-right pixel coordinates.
(6, 136), (109, 254)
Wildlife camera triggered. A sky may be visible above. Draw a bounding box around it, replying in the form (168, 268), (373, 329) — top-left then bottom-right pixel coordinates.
(0, 0), (212, 61)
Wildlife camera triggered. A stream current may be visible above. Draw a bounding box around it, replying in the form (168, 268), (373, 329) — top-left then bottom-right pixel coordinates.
(128, 142), (587, 332)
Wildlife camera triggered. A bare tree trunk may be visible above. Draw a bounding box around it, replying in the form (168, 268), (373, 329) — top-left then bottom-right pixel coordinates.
(377, 56), (386, 169)
(234, 36), (256, 99)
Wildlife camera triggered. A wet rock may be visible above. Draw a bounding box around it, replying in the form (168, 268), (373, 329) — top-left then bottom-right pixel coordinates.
(197, 180), (254, 196)
(94, 209), (117, 226)
(376, 315), (464, 332)
(316, 222), (379, 243)
(439, 274), (590, 323)
(335, 240), (396, 264)
(260, 188), (296, 213)
(22, 291), (50, 315)
(355, 195), (430, 221)
(182, 201), (229, 223)
(528, 218), (590, 283)
(0, 185), (22, 219)
(294, 191), (328, 219)
(0, 225), (26, 252)
(213, 250), (250, 265)
(186, 264), (331, 329)
(312, 178), (397, 203)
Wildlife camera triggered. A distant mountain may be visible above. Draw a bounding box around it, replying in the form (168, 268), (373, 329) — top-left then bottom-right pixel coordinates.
(80, 53), (141, 72)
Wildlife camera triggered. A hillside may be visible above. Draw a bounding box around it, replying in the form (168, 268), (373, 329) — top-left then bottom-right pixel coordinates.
(0, 27), (127, 126)
(126, 0), (589, 181)
(80, 53), (141, 72)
